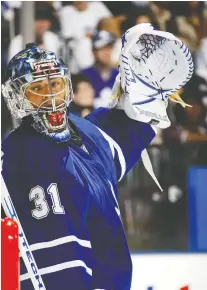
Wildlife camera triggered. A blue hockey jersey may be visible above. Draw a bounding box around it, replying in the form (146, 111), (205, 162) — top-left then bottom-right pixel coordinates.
(2, 108), (155, 290)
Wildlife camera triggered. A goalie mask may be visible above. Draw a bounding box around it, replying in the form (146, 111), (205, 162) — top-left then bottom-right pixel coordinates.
(2, 44), (74, 142)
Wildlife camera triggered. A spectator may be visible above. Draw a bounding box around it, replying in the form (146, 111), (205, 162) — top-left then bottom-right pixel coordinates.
(162, 98), (207, 191)
(103, 1), (134, 16)
(60, 1), (112, 39)
(1, 15), (10, 81)
(195, 37), (207, 82)
(184, 1), (205, 41)
(163, 99), (207, 161)
(81, 30), (118, 108)
(168, 1), (203, 52)
(165, 99), (207, 141)
(170, 71), (207, 130)
(1, 3), (14, 137)
(104, 7), (159, 66)
(70, 74), (95, 117)
(97, 15), (126, 66)
(8, 2), (61, 61)
(148, 2), (172, 31)
(44, 1), (61, 33)
(59, 1), (112, 72)
(97, 15), (127, 39)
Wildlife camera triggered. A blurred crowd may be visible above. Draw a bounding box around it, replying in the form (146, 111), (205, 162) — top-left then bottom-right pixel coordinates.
(1, 1), (207, 249)
(2, 0), (207, 162)
(2, 1), (207, 133)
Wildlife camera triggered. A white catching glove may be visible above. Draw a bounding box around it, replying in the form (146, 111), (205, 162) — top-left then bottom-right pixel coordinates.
(109, 23), (194, 129)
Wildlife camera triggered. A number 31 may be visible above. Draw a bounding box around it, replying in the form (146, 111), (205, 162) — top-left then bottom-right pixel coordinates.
(29, 183), (65, 219)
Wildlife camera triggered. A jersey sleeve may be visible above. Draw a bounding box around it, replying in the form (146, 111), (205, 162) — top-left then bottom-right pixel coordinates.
(1, 133), (93, 290)
(85, 107), (156, 181)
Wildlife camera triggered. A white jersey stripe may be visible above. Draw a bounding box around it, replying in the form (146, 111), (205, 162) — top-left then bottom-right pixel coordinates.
(29, 235), (91, 252)
(108, 180), (119, 207)
(96, 127), (115, 157)
(108, 180), (122, 220)
(96, 126), (126, 181)
(20, 260), (92, 281)
(19, 235), (91, 258)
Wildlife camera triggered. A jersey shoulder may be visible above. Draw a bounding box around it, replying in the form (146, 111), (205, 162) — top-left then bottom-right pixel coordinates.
(2, 120), (59, 175)
(2, 123), (27, 154)
(2, 120), (45, 155)
(69, 113), (115, 175)
(69, 113), (103, 140)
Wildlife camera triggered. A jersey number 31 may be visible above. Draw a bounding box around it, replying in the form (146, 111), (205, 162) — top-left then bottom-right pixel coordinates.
(29, 183), (65, 219)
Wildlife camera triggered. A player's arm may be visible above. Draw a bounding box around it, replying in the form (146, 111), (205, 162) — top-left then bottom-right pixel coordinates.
(2, 138), (93, 290)
(86, 23), (193, 183)
(85, 107), (155, 181)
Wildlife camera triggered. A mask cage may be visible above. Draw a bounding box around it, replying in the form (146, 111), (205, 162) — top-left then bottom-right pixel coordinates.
(2, 67), (74, 120)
